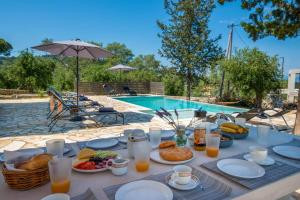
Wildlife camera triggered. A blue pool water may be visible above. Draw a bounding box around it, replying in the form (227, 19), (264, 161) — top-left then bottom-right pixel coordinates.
(114, 96), (248, 115)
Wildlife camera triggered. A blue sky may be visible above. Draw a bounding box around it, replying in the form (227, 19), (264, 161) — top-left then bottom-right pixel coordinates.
(1, 0), (299, 75)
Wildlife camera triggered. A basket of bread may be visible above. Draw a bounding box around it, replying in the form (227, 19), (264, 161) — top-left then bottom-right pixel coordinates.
(2, 152), (53, 190)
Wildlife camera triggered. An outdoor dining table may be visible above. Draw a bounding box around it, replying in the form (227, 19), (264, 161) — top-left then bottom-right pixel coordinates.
(0, 125), (299, 200)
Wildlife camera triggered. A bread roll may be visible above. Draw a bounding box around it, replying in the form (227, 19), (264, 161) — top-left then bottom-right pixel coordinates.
(17, 154), (53, 170)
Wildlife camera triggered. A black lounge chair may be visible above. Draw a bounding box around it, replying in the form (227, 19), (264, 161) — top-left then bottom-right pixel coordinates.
(123, 86), (137, 96)
(103, 84), (117, 96)
(47, 88), (101, 119)
(47, 91), (124, 131)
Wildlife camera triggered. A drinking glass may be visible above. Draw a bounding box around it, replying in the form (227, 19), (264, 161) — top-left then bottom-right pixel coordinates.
(235, 118), (246, 127)
(48, 158), (72, 193)
(149, 127), (161, 149)
(257, 125), (270, 146)
(46, 139), (65, 158)
(205, 134), (220, 157)
(133, 139), (150, 172)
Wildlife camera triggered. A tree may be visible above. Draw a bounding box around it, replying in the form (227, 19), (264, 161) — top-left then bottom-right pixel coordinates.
(218, 0), (300, 40)
(0, 38), (13, 56)
(129, 54), (161, 73)
(157, 0), (223, 100)
(41, 38), (53, 44)
(14, 50), (56, 92)
(105, 42), (134, 65)
(220, 48), (281, 108)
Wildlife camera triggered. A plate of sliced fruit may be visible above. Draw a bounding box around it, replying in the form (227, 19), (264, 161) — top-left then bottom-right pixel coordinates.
(220, 122), (249, 139)
(72, 148), (118, 173)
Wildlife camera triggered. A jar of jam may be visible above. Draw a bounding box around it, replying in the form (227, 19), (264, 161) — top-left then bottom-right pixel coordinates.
(194, 127), (206, 151)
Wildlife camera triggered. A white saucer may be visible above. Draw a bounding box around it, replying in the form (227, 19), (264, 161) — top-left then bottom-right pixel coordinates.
(167, 174), (199, 190)
(243, 154), (275, 166)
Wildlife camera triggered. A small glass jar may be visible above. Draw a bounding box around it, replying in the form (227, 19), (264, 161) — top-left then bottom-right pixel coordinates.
(175, 125), (187, 147)
(194, 127), (206, 151)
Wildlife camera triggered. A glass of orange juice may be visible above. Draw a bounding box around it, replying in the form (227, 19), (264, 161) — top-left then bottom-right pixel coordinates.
(205, 133), (220, 158)
(48, 158), (72, 193)
(132, 137), (151, 172)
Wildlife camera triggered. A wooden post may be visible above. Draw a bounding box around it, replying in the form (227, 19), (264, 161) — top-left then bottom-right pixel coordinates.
(294, 89), (300, 134)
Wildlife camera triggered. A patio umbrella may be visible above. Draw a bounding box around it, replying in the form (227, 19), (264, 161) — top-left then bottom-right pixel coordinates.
(108, 64), (136, 72)
(32, 39), (113, 121)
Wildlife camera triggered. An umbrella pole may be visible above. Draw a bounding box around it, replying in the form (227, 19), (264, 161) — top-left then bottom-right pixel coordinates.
(70, 51), (85, 121)
(76, 53), (79, 108)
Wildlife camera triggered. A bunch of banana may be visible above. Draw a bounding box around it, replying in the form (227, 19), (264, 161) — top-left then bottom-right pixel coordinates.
(220, 122), (248, 134)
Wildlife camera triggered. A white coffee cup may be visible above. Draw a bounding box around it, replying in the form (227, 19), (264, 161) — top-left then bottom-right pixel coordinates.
(172, 165), (192, 185)
(41, 193), (70, 200)
(249, 146), (268, 163)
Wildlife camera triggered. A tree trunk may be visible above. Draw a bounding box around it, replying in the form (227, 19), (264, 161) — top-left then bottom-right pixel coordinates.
(219, 70), (225, 99)
(255, 92), (263, 109)
(186, 68), (191, 101)
(294, 89), (300, 134)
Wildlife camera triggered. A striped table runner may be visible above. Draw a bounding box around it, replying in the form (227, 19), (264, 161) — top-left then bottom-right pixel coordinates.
(103, 167), (232, 200)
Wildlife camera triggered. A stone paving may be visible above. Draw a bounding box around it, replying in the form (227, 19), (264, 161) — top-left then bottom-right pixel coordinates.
(0, 96), (171, 152)
(0, 96), (297, 152)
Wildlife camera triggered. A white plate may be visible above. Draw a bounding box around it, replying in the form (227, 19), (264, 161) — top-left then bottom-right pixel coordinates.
(167, 174), (199, 190)
(161, 130), (175, 139)
(243, 154), (275, 166)
(150, 149), (194, 165)
(188, 122), (218, 130)
(118, 136), (128, 143)
(217, 159), (265, 179)
(86, 138), (118, 149)
(115, 180), (173, 200)
(272, 146), (300, 160)
(72, 159), (108, 173)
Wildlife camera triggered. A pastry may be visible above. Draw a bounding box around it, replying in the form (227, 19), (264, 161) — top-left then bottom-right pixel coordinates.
(158, 141), (176, 149)
(17, 153), (53, 170)
(159, 147), (193, 161)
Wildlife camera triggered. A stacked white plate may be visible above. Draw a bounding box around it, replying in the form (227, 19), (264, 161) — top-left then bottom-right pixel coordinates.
(86, 138), (118, 149)
(115, 180), (173, 200)
(217, 159), (265, 179)
(272, 146), (300, 160)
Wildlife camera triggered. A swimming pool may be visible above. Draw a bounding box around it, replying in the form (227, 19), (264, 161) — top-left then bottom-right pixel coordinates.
(114, 96), (248, 117)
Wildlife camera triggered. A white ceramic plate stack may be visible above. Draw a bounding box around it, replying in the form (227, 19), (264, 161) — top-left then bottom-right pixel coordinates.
(150, 149), (194, 165)
(217, 159), (265, 179)
(161, 130), (175, 140)
(115, 180), (173, 200)
(86, 138), (118, 149)
(272, 146), (300, 160)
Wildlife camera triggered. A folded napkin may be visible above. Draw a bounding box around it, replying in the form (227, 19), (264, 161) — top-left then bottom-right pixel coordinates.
(3, 150), (32, 164)
(71, 188), (97, 200)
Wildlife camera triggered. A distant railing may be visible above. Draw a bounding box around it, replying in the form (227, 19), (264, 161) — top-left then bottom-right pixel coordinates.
(77, 82), (164, 95)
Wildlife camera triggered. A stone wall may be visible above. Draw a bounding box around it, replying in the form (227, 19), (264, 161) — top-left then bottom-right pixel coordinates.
(0, 89), (30, 95)
(78, 82), (164, 95)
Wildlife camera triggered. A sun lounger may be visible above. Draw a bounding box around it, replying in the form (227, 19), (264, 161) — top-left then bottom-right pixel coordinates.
(47, 90), (124, 131)
(123, 86), (137, 96)
(103, 84), (117, 96)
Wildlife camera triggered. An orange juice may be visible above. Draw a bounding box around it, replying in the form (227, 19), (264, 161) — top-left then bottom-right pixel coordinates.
(51, 179), (71, 193)
(135, 160), (149, 172)
(206, 147), (219, 157)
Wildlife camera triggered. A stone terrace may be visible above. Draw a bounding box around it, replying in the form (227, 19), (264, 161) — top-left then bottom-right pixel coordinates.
(0, 96), (297, 152)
